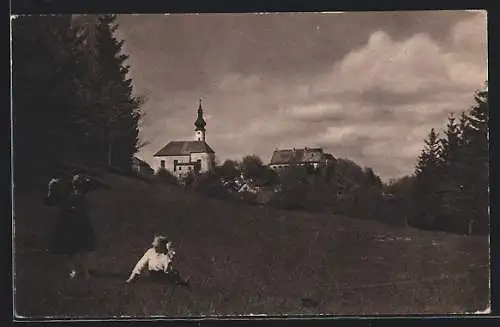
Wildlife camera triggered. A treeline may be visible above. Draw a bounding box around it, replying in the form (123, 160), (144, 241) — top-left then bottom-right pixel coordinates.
(388, 86), (489, 235)
(179, 86), (488, 236)
(12, 15), (144, 187)
(270, 158), (385, 222)
(176, 153), (388, 225)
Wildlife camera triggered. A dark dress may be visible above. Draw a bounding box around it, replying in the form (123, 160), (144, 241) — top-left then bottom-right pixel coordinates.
(146, 269), (190, 288)
(45, 179), (96, 255)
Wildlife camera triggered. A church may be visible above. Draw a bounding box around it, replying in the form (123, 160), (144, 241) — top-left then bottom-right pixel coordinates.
(153, 100), (216, 178)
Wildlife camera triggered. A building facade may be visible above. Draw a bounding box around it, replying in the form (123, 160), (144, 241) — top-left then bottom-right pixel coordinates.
(269, 147), (334, 171)
(153, 100), (216, 178)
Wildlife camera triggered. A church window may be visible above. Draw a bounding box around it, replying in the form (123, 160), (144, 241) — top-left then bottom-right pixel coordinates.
(160, 160), (165, 168)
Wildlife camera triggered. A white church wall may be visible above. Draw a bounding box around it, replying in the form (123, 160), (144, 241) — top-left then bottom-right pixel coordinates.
(152, 155), (190, 175)
(190, 152), (215, 173)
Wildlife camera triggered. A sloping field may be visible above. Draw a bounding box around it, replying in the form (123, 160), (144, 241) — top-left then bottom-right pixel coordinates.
(13, 172), (490, 318)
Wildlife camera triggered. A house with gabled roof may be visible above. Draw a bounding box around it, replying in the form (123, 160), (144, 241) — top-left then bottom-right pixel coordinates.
(132, 156), (154, 176)
(153, 99), (216, 178)
(268, 147), (334, 171)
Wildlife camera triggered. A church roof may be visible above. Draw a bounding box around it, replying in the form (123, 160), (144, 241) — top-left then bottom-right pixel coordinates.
(269, 147), (324, 165)
(153, 141), (215, 157)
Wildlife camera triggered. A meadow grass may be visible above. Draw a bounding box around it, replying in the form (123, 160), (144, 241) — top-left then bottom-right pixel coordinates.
(13, 172), (490, 318)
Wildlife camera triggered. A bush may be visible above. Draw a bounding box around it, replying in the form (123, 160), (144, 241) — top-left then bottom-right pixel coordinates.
(190, 172), (229, 199)
(155, 168), (179, 186)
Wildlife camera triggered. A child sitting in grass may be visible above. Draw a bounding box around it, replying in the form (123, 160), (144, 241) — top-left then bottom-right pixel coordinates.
(126, 235), (190, 288)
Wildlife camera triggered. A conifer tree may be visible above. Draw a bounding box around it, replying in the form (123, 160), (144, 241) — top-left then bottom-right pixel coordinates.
(437, 113), (469, 232)
(12, 15), (87, 181)
(462, 86), (489, 234)
(412, 128), (443, 230)
(90, 14), (144, 167)
(467, 86), (489, 163)
(410, 84), (488, 235)
(415, 128), (442, 176)
(13, 14), (145, 187)
(440, 114), (461, 163)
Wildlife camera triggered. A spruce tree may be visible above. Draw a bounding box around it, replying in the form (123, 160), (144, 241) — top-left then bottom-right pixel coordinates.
(91, 14), (143, 168)
(462, 86), (489, 234)
(415, 128), (442, 175)
(412, 128), (443, 230)
(438, 113), (469, 233)
(12, 15), (87, 182)
(411, 84), (489, 235)
(467, 86), (489, 163)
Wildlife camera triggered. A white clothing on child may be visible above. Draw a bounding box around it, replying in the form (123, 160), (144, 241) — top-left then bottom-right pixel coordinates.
(130, 247), (175, 276)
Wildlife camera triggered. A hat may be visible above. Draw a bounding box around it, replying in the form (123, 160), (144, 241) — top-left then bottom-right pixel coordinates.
(152, 235), (169, 247)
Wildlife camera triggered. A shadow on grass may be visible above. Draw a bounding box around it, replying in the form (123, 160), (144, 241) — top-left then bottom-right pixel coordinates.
(89, 269), (128, 280)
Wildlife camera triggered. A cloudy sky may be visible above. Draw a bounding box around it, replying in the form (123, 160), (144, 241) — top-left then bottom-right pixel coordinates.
(116, 10), (487, 181)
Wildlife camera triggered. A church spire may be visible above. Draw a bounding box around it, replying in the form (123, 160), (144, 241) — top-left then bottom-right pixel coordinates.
(194, 98), (207, 141)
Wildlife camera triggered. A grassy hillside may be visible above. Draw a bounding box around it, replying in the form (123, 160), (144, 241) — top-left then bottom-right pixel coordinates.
(14, 171), (490, 318)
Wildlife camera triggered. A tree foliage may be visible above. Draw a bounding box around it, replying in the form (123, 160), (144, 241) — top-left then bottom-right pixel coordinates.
(79, 14), (144, 168)
(403, 85), (489, 235)
(216, 159), (240, 180)
(12, 15), (146, 187)
(13, 16), (84, 182)
(240, 155), (265, 179)
(207, 85), (489, 237)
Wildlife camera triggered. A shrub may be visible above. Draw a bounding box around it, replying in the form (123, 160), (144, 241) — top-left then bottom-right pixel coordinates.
(155, 168), (179, 186)
(190, 171), (230, 199)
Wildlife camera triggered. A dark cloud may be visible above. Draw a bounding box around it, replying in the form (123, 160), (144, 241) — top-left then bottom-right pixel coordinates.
(118, 11), (479, 90)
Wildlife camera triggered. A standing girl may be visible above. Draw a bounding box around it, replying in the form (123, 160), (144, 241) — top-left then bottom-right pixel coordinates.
(45, 167), (97, 279)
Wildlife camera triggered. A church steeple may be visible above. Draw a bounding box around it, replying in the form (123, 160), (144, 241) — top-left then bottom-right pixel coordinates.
(194, 98), (207, 141)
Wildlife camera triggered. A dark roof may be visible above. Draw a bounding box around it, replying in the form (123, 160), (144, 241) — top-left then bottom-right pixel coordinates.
(153, 141), (215, 157)
(269, 147), (324, 165)
(132, 156), (151, 167)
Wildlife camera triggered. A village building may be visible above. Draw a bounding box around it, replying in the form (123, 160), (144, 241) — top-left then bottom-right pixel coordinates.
(269, 147), (335, 171)
(152, 100), (216, 178)
(132, 156), (154, 177)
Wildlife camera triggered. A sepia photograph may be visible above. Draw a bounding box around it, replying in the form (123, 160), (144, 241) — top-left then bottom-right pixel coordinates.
(11, 10), (489, 318)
